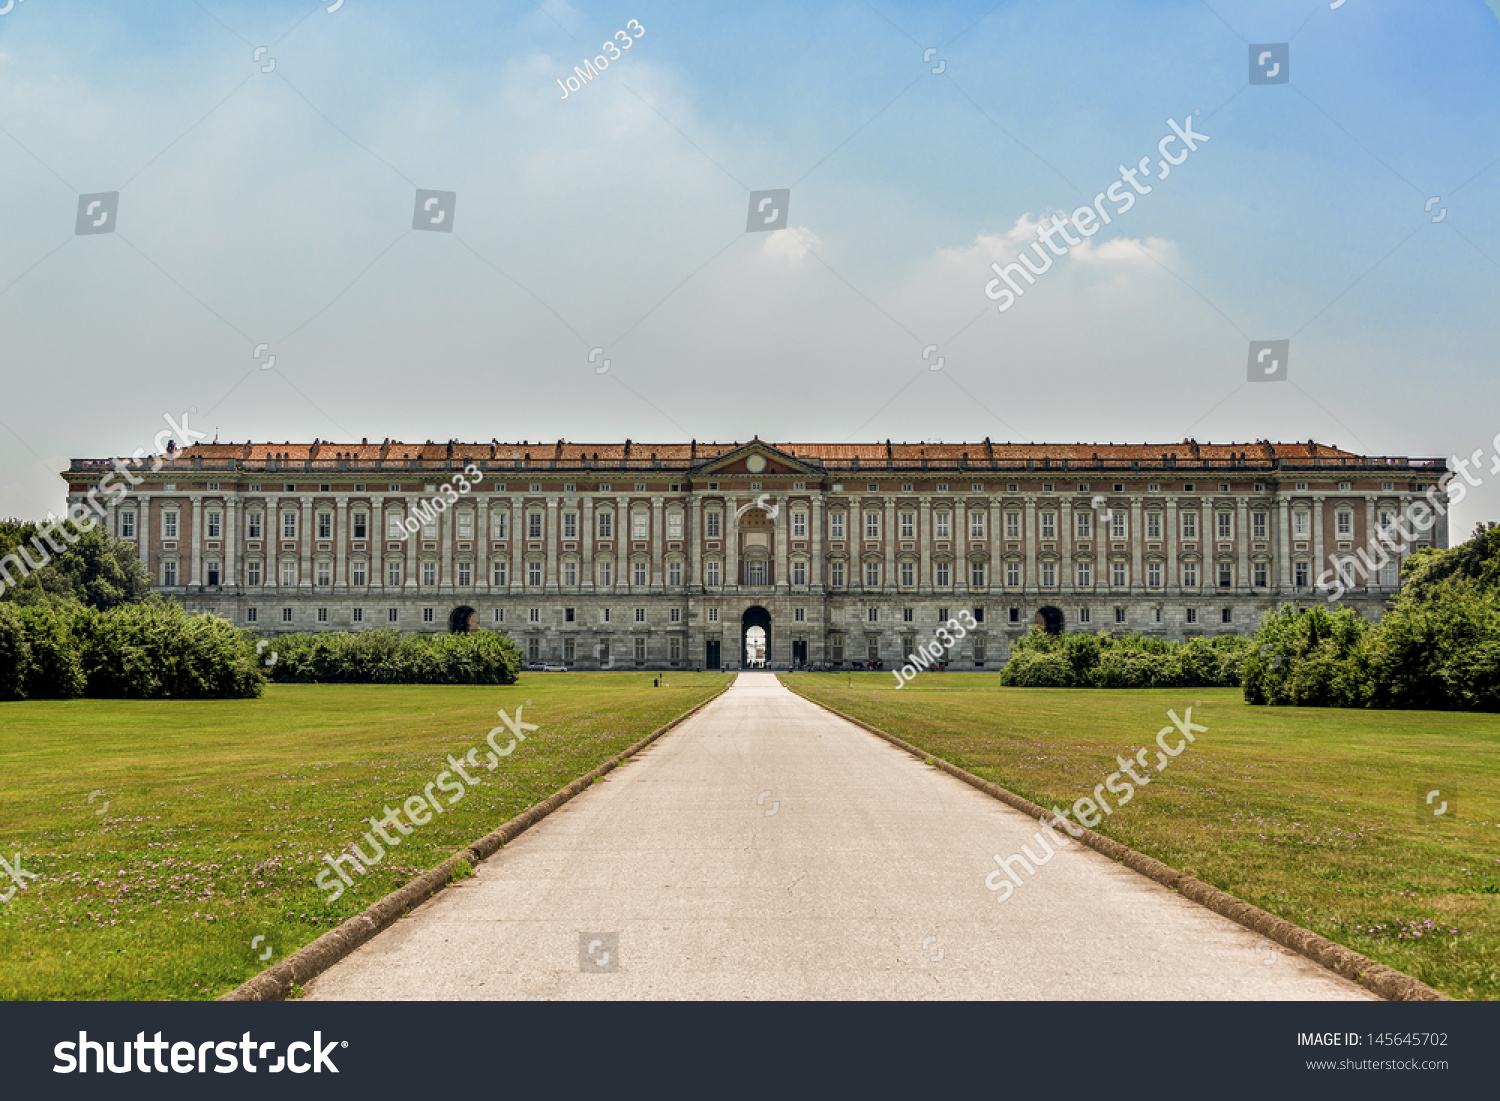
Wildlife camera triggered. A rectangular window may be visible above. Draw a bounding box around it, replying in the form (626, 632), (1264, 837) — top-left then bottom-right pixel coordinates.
(1182, 512), (1198, 539)
(388, 513), (404, 539)
(1219, 563), (1232, 588)
(1183, 562), (1199, 588)
(1111, 513), (1126, 539)
(1111, 561), (1126, 587)
(246, 512), (263, 539)
(899, 512), (914, 539)
(494, 608), (505, 623)
(1217, 512), (1232, 540)
(669, 560), (682, 586)
(707, 607), (719, 623)
(206, 511), (221, 539)
(1147, 562), (1162, 588)
(281, 606), (293, 623)
(1041, 512), (1056, 539)
(492, 511), (509, 539)
(1115, 606), (1126, 624)
(1076, 512), (1092, 538)
(565, 607), (575, 623)
(706, 560), (722, 586)
(1336, 510), (1353, 537)
(667, 511), (683, 539)
(1076, 562), (1092, 587)
(632, 512), (648, 539)
(865, 513), (880, 539)
(162, 560), (178, 586)
(1041, 561), (1056, 587)
(164, 511), (179, 539)
(937, 608), (949, 623)
(971, 513), (985, 538)
(1079, 608), (1091, 624)
(317, 607), (328, 623)
(564, 637), (576, 663)
(457, 512), (474, 540)
(318, 512), (332, 539)
(902, 607), (913, 622)
(746, 560), (767, 586)
(317, 561), (331, 586)
(669, 607), (681, 624)
(794, 512), (808, 538)
(121, 511), (137, 538)
(1147, 512), (1161, 539)
(529, 512), (543, 539)
(353, 511), (368, 539)
(388, 561), (402, 586)
(352, 561), (367, 586)
(602, 608), (611, 623)
(282, 512), (296, 539)
(830, 636), (843, 661)
(388, 608), (399, 623)
(246, 607), (258, 623)
(794, 560), (808, 585)
(529, 607), (541, 623)
(246, 561), (262, 586)
(971, 561), (986, 587)
(598, 511), (613, 538)
(634, 607), (646, 623)
(867, 607), (879, 623)
(633, 561), (647, 586)
(564, 561), (578, 586)
(1005, 512), (1020, 539)
(524, 560), (542, 586)
(935, 512), (950, 539)
(705, 511), (720, 538)
(1006, 562), (1020, 587)
(1294, 511), (1310, 538)
(598, 560), (612, 587)
(528, 637), (540, 661)
(899, 561), (913, 587)
(864, 561), (880, 587)
(1253, 562), (1268, 587)
(935, 561), (950, 587)
(280, 561), (297, 587)
(868, 636), (880, 659)
(493, 561), (508, 585)
(1222, 607), (1233, 624)
(1252, 511), (1267, 539)
(1295, 561), (1310, 587)
(563, 512), (578, 539)
(669, 636), (682, 662)
(459, 562), (472, 586)
(830, 513), (845, 539)
(830, 561), (845, 587)
(421, 561), (437, 586)
(1186, 607), (1198, 624)
(634, 637), (647, 662)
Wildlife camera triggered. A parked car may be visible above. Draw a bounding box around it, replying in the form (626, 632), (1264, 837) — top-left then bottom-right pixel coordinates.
(540, 663), (568, 672)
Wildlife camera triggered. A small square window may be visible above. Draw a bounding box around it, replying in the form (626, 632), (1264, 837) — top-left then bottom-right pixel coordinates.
(972, 483), (983, 492)
(937, 483), (949, 492)
(531, 483), (542, 492)
(494, 609), (505, 623)
(1219, 483), (1231, 493)
(320, 484), (331, 492)
(388, 608), (399, 622)
(353, 608), (363, 623)
(867, 607), (878, 622)
(1186, 607), (1198, 624)
(423, 608), (434, 623)
(669, 607), (681, 623)
(902, 607), (913, 622)
(1114, 606), (1126, 624)
(1221, 607), (1233, 623)
(564, 483), (576, 492)
(1148, 483), (1160, 493)
(1113, 484), (1124, 493)
(389, 483), (401, 492)
(282, 607), (293, 622)
(868, 483), (879, 492)
(1255, 483), (1267, 492)
(938, 607), (949, 623)
(1078, 483), (1089, 493)
(1183, 483), (1195, 492)
(1042, 483), (1054, 492)
(902, 483), (913, 492)
(634, 607), (646, 623)
(246, 608), (258, 623)
(565, 607), (575, 622)
(1079, 608), (1091, 624)
(793, 482), (806, 490)
(707, 608), (720, 623)
(635, 483), (647, 492)
(794, 607), (805, 622)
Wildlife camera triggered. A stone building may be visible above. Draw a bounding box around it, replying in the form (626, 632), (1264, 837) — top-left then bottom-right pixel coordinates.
(61, 437), (1449, 670)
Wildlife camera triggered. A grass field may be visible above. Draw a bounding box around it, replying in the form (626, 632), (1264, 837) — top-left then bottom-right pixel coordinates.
(783, 673), (1500, 1000)
(0, 672), (730, 1000)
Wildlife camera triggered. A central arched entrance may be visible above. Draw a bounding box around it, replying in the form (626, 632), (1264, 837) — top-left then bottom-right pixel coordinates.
(742, 605), (771, 668)
(449, 605), (478, 634)
(1034, 606), (1064, 635)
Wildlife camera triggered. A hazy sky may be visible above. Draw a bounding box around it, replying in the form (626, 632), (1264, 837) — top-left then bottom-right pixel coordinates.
(2, 0), (1498, 531)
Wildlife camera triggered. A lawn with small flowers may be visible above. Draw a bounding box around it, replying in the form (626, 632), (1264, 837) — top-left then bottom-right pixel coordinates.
(784, 674), (1500, 1000)
(0, 672), (729, 1000)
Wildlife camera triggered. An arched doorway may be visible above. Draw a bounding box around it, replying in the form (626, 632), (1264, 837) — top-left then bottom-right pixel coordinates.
(742, 605), (771, 668)
(449, 606), (478, 634)
(1034, 606), (1063, 635)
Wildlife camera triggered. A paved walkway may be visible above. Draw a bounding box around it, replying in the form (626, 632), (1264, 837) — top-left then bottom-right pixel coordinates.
(305, 674), (1371, 1000)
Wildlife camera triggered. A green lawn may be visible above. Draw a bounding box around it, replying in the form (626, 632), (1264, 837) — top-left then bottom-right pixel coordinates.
(783, 673), (1500, 1000)
(0, 673), (729, 1000)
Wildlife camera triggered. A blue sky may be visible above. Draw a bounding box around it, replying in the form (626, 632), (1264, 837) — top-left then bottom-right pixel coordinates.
(2, 0), (1499, 528)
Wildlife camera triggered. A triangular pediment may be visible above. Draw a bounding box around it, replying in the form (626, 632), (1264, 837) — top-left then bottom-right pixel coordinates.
(694, 439), (820, 478)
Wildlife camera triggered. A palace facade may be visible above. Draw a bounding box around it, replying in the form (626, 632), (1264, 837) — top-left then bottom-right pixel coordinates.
(61, 437), (1450, 670)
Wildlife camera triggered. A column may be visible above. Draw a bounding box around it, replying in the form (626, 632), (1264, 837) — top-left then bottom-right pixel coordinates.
(1236, 496), (1250, 593)
(690, 495), (703, 589)
(776, 496), (790, 591)
(187, 497), (203, 587)
(371, 496), (384, 590)
(137, 494), (151, 574)
(478, 496), (491, 593)
(918, 497), (932, 594)
(581, 495), (594, 590)
(848, 497), (861, 591)
(811, 495), (824, 588)
(336, 496), (349, 588)
(1023, 497), (1037, 593)
(726, 495), (740, 588)
(510, 497), (523, 593)
(1166, 497), (1179, 594)
(650, 496), (664, 588)
(1277, 497), (1291, 591)
(1060, 498), (1073, 594)
(882, 497), (896, 590)
(440, 503), (453, 591)
(1364, 496), (1377, 592)
(545, 498), (559, 591)
(988, 498), (1002, 594)
(300, 496), (313, 589)
(404, 494), (418, 590)
(954, 498), (968, 593)
(614, 495), (628, 591)
(1129, 497), (1143, 595)
(225, 498), (238, 591)
(1312, 494), (1326, 592)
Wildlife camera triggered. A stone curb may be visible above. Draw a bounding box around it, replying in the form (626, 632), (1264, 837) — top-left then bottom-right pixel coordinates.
(781, 681), (1450, 1003)
(220, 682), (733, 1002)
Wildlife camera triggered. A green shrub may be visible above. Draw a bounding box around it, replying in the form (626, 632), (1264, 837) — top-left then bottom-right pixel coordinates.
(0, 604), (35, 701)
(266, 629), (521, 685)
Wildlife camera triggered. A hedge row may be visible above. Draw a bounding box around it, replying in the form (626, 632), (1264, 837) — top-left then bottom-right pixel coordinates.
(265, 629), (522, 685)
(999, 628), (1253, 689)
(0, 601), (265, 700)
